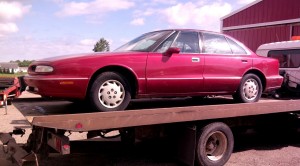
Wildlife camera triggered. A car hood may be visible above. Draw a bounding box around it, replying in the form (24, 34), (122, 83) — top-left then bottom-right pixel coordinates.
(38, 51), (142, 62)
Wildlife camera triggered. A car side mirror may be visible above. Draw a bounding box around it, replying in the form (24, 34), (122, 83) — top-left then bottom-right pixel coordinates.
(164, 47), (180, 57)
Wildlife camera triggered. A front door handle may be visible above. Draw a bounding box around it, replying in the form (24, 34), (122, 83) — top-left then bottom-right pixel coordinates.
(192, 57), (200, 62)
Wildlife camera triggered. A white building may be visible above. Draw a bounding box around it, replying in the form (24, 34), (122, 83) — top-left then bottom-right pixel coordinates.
(0, 63), (21, 73)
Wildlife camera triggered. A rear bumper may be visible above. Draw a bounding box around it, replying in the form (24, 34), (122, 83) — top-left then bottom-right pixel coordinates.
(265, 75), (284, 92)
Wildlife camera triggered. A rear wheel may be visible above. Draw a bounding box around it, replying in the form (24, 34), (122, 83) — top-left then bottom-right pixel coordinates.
(234, 73), (262, 103)
(90, 72), (131, 112)
(196, 122), (234, 166)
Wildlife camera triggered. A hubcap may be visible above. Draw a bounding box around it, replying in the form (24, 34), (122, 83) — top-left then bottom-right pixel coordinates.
(205, 131), (227, 161)
(98, 80), (125, 108)
(242, 78), (258, 101)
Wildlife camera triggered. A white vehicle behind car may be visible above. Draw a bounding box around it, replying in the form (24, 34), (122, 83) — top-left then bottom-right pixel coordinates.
(256, 39), (300, 93)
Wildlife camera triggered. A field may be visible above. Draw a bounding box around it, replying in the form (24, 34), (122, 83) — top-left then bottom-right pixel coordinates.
(0, 73), (27, 78)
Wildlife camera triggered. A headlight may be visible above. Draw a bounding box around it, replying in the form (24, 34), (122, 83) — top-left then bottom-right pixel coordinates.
(35, 65), (54, 73)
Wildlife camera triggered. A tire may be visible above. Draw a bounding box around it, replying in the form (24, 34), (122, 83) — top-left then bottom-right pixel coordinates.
(196, 122), (234, 166)
(233, 74), (262, 103)
(89, 72), (131, 112)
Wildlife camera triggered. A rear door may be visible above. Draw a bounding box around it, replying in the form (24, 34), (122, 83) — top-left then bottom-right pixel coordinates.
(201, 32), (253, 93)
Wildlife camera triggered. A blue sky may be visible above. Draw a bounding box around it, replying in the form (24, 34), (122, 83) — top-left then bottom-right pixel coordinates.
(0, 0), (256, 62)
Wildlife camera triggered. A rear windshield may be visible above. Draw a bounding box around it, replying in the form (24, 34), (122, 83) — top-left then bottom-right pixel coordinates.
(268, 49), (300, 68)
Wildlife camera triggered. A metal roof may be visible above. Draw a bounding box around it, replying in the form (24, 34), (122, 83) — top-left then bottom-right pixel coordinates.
(0, 63), (19, 69)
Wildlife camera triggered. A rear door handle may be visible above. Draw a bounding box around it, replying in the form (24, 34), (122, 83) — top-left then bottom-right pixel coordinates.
(241, 60), (248, 63)
(192, 57), (200, 62)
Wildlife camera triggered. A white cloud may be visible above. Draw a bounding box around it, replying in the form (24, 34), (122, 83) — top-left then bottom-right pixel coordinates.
(0, 1), (31, 36)
(130, 18), (144, 26)
(0, 36), (96, 61)
(237, 0), (257, 4)
(0, 36), (117, 61)
(152, 0), (177, 5)
(161, 2), (232, 31)
(133, 8), (157, 18)
(0, 1), (30, 21)
(80, 39), (96, 46)
(119, 38), (130, 44)
(131, 1), (232, 31)
(56, 0), (135, 17)
(0, 23), (18, 36)
(146, 0), (178, 6)
(162, 3), (193, 26)
(52, 0), (64, 4)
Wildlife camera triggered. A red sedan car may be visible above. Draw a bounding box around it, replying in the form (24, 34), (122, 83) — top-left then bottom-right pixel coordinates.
(25, 29), (283, 112)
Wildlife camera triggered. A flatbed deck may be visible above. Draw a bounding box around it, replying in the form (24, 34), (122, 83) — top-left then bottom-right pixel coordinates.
(12, 96), (300, 131)
(4, 95), (300, 166)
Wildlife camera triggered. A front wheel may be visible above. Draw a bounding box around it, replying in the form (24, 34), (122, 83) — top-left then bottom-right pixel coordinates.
(234, 74), (262, 103)
(89, 72), (131, 112)
(196, 122), (234, 166)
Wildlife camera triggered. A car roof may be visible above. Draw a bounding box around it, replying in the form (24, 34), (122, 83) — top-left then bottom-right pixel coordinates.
(150, 29), (223, 35)
(257, 40), (300, 51)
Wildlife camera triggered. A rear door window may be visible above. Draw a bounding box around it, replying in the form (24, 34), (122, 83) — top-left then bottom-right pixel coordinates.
(226, 37), (247, 54)
(202, 33), (232, 54)
(268, 49), (300, 68)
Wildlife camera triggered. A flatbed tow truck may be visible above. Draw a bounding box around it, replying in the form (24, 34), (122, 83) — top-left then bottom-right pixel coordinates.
(2, 95), (300, 166)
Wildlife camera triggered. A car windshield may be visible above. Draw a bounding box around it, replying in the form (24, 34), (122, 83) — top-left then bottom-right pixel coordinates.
(114, 30), (173, 52)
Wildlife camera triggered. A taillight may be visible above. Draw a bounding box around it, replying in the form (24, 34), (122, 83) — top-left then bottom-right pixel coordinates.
(75, 123), (83, 129)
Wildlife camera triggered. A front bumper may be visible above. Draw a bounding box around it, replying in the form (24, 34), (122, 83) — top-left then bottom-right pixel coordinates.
(24, 75), (89, 99)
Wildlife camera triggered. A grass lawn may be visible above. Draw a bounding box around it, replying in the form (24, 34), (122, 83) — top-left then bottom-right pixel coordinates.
(0, 73), (27, 78)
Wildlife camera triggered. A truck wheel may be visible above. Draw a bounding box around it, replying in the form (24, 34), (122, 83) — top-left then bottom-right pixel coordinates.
(90, 72), (131, 112)
(234, 74), (262, 103)
(196, 122), (234, 166)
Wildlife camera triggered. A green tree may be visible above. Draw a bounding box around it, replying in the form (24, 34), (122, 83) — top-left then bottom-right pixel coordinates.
(93, 38), (110, 52)
(19, 60), (34, 67)
(10, 60), (35, 67)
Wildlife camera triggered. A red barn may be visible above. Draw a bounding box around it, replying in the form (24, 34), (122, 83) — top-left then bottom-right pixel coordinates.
(221, 0), (300, 52)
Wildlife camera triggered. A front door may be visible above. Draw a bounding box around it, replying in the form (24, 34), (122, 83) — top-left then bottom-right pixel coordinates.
(146, 31), (205, 96)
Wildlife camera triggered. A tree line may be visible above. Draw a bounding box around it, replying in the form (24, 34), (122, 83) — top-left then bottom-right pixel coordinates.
(10, 60), (35, 67)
